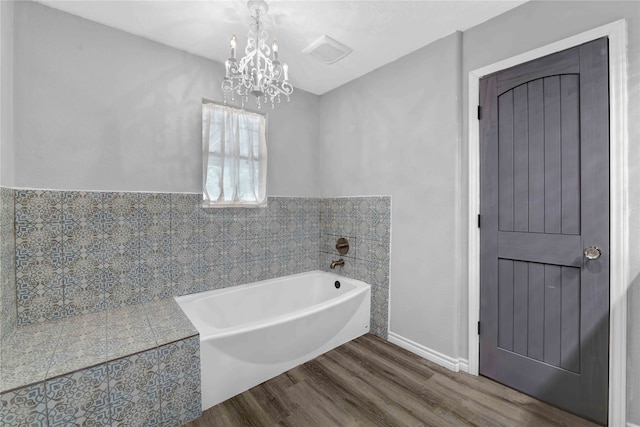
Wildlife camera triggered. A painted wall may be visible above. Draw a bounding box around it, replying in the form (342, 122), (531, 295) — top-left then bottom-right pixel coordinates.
(0, 0), (15, 186)
(6, 0), (640, 422)
(11, 1), (319, 196)
(461, 1), (640, 422)
(318, 32), (463, 358)
(0, 1), (16, 344)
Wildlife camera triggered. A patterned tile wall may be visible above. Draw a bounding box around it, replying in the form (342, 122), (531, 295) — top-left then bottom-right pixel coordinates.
(0, 187), (16, 342)
(13, 191), (319, 325)
(319, 197), (391, 339)
(0, 335), (200, 426)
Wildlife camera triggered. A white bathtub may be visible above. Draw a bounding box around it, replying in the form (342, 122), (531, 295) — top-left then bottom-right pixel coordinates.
(175, 270), (371, 410)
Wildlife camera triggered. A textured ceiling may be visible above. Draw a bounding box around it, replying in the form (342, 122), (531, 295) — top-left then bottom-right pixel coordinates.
(36, 0), (527, 95)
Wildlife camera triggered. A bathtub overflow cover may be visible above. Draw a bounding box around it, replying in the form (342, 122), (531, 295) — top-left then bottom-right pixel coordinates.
(335, 281), (341, 289)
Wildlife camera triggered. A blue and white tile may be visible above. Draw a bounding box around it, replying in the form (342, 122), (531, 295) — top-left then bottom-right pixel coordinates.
(245, 239), (267, 264)
(283, 256), (303, 276)
(158, 337), (200, 386)
(203, 264), (226, 290)
(225, 262), (248, 287)
(265, 217), (284, 239)
(0, 382), (48, 426)
(15, 221), (63, 259)
(171, 221), (201, 246)
(159, 375), (201, 425)
(170, 194), (201, 244)
(45, 364), (110, 427)
(49, 335), (108, 378)
(63, 275), (105, 316)
(62, 191), (102, 224)
(140, 275), (173, 302)
(280, 235), (302, 258)
(300, 253), (318, 273)
(173, 272), (195, 297)
(138, 193), (171, 223)
(265, 257), (284, 279)
(111, 389), (162, 427)
(140, 246), (171, 271)
(104, 276), (141, 309)
(172, 244), (199, 275)
(199, 209), (225, 241)
(171, 194), (200, 220)
(244, 208), (268, 237)
(222, 209), (246, 240)
(223, 238), (247, 262)
(108, 350), (161, 426)
(103, 221), (139, 254)
(245, 260), (268, 283)
(102, 250), (137, 276)
(140, 223), (171, 252)
(1, 329), (57, 390)
(62, 220), (103, 255)
(370, 260), (390, 288)
(14, 190), (62, 224)
(265, 197), (284, 218)
(103, 192), (139, 224)
(17, 281), (64, 325)
(109, 349), (160, 393)
(107, 326), (157, 361)
(265, 237), (283, 259)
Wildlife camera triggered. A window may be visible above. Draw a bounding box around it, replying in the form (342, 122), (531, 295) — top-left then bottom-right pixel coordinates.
(202, 102), (267, 207)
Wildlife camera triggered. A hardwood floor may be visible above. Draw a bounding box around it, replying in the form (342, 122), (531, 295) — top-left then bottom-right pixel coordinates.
(184, 334), (599, 427)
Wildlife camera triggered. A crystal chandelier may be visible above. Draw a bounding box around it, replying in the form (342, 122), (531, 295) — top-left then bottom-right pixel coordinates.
(222, 0), (293, 109)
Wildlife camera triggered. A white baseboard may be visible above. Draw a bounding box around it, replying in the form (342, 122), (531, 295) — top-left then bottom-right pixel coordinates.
(627, 422), (639, 427)
(387, 332), (469, 373)
(458, 358), (469, 373)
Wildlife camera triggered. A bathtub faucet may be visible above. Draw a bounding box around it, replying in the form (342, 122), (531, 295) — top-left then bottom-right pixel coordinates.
(330, 259), (345, 269)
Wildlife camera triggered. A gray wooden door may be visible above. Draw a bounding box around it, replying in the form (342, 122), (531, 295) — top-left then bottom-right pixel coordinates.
(479, 38), (609, 425)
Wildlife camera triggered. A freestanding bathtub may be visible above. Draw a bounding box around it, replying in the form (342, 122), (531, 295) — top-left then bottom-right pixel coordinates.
(175, 270), (371, 410)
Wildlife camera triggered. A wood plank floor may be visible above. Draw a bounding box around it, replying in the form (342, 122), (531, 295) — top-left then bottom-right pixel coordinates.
(184, 334), (599, 427)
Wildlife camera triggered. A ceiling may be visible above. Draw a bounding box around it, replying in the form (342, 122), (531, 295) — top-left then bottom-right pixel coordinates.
(36, 0), (527, 95)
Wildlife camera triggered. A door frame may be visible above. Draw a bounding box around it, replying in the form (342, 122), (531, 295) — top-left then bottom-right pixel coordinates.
(467, 20), (629, 426)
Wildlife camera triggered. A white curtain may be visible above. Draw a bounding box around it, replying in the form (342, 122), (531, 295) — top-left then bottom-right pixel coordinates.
(202, 103), (267, 207)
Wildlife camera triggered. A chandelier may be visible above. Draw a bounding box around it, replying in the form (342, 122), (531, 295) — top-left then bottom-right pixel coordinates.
(222, 0), (293, 109)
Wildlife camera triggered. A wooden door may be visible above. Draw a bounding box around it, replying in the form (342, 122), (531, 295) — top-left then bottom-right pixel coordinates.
(479, 38), (609, 425)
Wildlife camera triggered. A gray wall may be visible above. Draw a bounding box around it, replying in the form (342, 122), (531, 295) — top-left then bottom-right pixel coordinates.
(0, 0), (14, 186)
(318, 0), (639, 421)
(461, 1), (640, 422)
(11, 1), (319, 196)
(4, 0), (640, 422)
(318, 32), (463, 358)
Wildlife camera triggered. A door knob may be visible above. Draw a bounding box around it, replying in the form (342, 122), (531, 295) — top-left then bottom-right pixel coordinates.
(584, 246), (601, 260)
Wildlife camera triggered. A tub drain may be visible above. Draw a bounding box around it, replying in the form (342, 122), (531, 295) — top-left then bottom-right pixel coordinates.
(335, 281), (341, 289)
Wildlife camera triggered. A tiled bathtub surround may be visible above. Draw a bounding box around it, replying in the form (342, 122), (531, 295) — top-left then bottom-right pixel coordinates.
(319, 197), (391, 338)
(13, 191), (319, 325)
(0, 298), (200, 426)
(0, 187), (16, 342)
(0, 190), (391, 425)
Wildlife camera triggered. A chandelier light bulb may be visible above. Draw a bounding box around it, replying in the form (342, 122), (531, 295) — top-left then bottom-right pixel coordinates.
(230, 35), (237, 60)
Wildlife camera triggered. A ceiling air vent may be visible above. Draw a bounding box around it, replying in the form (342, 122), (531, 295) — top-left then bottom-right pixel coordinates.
(303, 35), (352, 65)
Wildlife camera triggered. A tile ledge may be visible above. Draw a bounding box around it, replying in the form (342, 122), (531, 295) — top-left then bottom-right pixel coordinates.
(0, 298), (198, 394)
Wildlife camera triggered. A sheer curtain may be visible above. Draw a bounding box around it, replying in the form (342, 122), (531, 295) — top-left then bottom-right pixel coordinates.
(202, 103), (267, 207)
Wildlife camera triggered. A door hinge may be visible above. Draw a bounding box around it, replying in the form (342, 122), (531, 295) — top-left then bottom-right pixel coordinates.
(477, 321), (481, 335)
(477, 214), (481, 228)
(477, 105), (482, 120)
